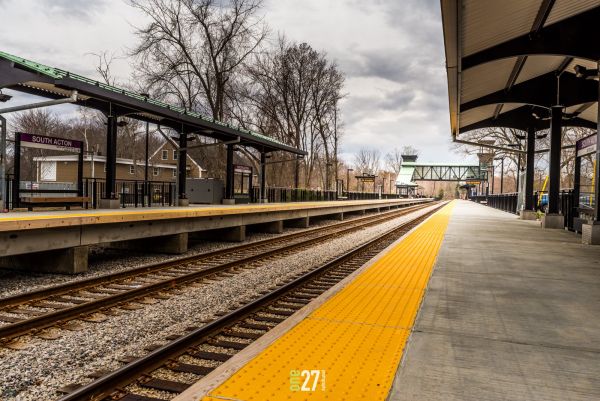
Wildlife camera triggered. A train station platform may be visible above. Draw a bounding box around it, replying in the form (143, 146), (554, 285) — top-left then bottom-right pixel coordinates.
(175, 200), (600, 401)
(0, 198), (429, 274)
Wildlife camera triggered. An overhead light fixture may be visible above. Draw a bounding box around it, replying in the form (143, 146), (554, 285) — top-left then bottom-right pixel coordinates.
(574, 65), (598, 79)
(531, 112), (551, 121)
(0, 90), (12, 103)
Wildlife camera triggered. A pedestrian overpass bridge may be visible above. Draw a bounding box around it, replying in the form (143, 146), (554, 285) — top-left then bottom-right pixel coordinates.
(395, 155), (487, 196)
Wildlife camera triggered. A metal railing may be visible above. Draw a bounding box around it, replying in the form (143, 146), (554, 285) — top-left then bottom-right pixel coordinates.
(4, 176), (175, 209)
(83, 178), (175, 208)
(248, 187), (404, 203)
(487, 193), (518, 214)
(476, 190), (577, 231)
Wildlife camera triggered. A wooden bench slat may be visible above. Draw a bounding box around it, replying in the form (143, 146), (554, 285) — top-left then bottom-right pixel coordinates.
(20, 197), (90, 203)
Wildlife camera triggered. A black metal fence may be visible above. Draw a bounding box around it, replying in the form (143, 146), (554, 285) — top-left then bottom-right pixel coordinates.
(5, 177), (410, 210)
(249, 187), (404, 203)
(4, 177), (175, 210)
(473, 190), (577, 231)
(83, 178), (176, 208)
(487, 193), (518, 214)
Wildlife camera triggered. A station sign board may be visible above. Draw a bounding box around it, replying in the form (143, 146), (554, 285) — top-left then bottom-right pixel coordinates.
(19, 132), (83, 153)
(577, 133), (596, 157)
(234, 164), (252, 174)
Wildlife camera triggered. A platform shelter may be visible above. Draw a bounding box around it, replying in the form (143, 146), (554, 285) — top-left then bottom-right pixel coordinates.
(0, 51), (306, 209)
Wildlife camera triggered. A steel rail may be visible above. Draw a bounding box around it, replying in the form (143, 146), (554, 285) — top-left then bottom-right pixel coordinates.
(57, 202), (446, 401)
(0, 202), (428, 310)
(0, 202), (435, 341)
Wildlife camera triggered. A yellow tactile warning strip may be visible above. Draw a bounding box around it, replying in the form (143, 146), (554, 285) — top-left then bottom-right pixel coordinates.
(202, 201), (455, 401)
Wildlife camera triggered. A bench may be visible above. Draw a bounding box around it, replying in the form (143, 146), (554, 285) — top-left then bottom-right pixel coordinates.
(20, 196), (91, 211)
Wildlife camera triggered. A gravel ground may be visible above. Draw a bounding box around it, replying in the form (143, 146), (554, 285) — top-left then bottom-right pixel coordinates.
(0, 205), (437, 400)
(0, 215), (349, 299)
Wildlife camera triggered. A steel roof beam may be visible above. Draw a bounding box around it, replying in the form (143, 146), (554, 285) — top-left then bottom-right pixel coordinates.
(461, 71), (598, 112)
(459, 105), (597, 133)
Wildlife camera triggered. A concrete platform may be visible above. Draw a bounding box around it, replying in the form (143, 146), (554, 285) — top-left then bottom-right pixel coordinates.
(173, 201), (451, 401)
(390, 200), (600, 401)
(0, 198), (430, 273)
(173, 200), (600, 401)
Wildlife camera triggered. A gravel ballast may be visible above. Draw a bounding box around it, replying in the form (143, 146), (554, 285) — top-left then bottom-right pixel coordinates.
(0, 204), (438, 400)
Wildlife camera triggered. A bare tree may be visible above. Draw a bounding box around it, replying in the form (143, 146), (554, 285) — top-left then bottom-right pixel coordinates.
(129, 0), (268, 122)
(244, 38), (344, 187)
(385, 147), (403, 175)
(401, 145), (420, 156)
(354, 148), (380, 175)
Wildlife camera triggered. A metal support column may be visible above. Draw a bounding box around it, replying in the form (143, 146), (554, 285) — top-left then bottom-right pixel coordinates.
(144, 121), (149, 206)
(178, 132), (187, 201)
(594, 61), (600, 222)
(225, 143), (234, 200)
(525, 126), (536, 211)
(491, 164), (494, 194)
(516, 154), (521, 192)
(573, 154), (581, 217)
(77, 143), (84, 197)
(260, 152), (266, 203)
(0, 115), (6, 211)
(104, 115), (117, 199)
(548, 105), (563, 215)
(13, 132), (20, 208)
(500, 158), (504, 194)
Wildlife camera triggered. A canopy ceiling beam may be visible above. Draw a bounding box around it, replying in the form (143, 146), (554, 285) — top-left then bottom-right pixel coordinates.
(459, 105), (597, 134)
(461, 71), (598, 112)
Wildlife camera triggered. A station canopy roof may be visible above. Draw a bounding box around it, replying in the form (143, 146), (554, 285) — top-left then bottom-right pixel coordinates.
(441, 0), (600, 137)
(0, 50), (306, 155)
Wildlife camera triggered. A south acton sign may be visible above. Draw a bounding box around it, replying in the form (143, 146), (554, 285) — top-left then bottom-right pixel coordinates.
(19, 132), (83, 153)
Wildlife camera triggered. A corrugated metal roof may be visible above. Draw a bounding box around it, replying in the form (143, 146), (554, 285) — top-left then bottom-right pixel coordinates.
(461, 0), (539, 56)
(442, 0), (600, 136)
(0, 50), (293, 151)
(515, 55), (565, 85)
(461, 57), (513, 103)
(544, 0), (600, 26)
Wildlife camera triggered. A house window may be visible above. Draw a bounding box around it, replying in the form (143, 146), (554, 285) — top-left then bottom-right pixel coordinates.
(40, 161), (57, 182)
(173, 150), (178, 160)
(153, 167), (160, 176)
(161, 150), (168, 160)
(129, 165), (135, 175)
(172, 169), (177, 178)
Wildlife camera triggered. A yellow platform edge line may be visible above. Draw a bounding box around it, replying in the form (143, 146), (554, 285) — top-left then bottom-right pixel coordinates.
(202, 201), (455, 401)
(0, 199), (419, 223)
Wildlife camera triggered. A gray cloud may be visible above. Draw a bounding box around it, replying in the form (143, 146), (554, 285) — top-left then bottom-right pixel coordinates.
(38, 0), (109, 20)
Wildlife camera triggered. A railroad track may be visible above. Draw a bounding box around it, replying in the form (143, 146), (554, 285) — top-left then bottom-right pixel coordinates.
(57, 201), (446, 401)
(0, 201), (434, 343)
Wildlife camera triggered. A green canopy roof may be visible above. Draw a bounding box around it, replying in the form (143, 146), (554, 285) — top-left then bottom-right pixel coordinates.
(0, 50), (304, 155)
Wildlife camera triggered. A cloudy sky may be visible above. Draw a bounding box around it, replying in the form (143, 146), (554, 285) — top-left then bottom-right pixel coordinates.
(0, 0), (473, 164)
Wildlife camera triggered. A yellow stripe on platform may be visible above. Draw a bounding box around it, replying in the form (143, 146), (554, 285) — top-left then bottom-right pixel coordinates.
(203, 201), (455, 401)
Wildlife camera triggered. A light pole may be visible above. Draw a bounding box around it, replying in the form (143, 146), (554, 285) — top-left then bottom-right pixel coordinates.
(326, 162), (332, 191)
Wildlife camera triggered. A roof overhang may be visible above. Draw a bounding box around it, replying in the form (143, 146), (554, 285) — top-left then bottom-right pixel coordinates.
(441, 0), (600, 137)
(0, 51), (306, 156)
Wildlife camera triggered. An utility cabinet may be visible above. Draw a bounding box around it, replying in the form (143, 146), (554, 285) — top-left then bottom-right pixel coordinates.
(185, 178), (224, 204)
